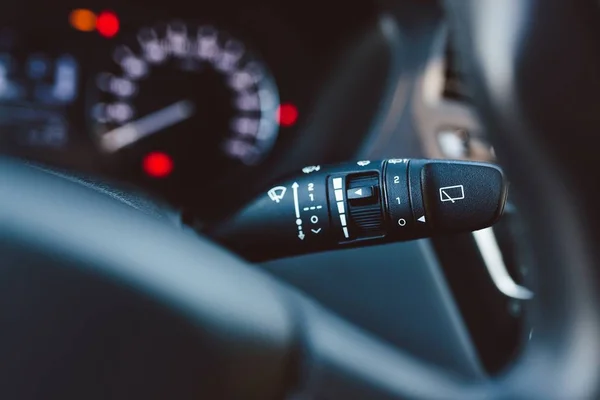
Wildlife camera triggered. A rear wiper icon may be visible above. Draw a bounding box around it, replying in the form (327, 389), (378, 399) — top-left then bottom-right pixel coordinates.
(439, 185), (465, 203)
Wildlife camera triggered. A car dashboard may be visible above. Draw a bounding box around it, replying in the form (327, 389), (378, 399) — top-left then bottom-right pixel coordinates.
(0, 0), (381, 220)
(0, 0), (526, 380)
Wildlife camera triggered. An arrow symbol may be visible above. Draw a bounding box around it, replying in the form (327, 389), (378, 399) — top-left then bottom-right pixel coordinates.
(298, 232), (305, 240)
(355, 188), (363, 196)
(418, 215), (426, 223)
(292, 182), (300, 218)
(311, 228), (322, 234)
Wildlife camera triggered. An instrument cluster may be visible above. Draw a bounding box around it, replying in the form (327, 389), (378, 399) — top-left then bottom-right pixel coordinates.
(0, 0), (375, 219)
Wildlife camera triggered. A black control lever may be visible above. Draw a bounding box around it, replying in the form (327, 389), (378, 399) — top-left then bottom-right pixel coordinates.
(211, 159), (508, 261)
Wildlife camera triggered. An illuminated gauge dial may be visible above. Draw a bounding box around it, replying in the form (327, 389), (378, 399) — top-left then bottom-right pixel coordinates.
(89, 21), (279, 168)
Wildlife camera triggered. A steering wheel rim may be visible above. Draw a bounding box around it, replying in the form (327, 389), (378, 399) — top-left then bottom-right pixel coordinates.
(0, 159), (301, 399)
(444, 0), (600, 397)
(1, 0), (600, 398)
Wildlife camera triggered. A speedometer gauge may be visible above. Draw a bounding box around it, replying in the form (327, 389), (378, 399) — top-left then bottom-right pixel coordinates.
(89, 21), (279, 166)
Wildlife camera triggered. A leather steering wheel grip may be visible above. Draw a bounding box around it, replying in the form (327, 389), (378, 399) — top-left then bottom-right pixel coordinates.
(0, 158), (299, 399)
(443, 0), (600, 397)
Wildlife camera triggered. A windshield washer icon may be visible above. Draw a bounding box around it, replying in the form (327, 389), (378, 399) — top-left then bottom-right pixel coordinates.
(268, 186), (287, 203)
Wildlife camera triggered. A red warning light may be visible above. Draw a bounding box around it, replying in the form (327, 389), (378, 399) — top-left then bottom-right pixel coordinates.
(276, 103), (299, 127)
(143, 152), (174, 178)
(96, 11), (120, 38)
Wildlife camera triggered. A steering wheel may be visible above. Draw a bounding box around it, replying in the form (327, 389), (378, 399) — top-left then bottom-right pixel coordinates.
(1, 1), (599, 398)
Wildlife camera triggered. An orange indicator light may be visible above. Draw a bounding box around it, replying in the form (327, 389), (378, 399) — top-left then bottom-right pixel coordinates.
(69, 9), (97, 32)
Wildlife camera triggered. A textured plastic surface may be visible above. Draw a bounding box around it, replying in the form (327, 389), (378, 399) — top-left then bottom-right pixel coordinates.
(421, 161), (506, 231)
